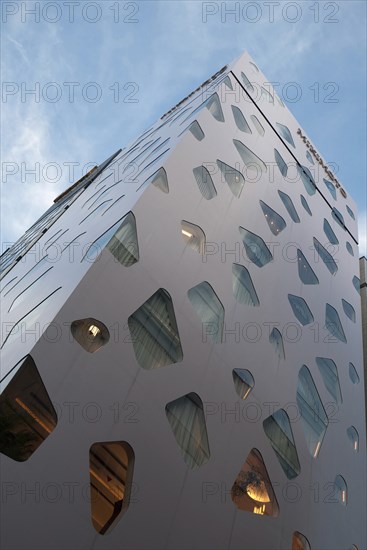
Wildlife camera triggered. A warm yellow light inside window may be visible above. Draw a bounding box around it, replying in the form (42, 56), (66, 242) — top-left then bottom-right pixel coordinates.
(88, 325), (101, 338)
(182, 229), (193, 238)
(246, 480), (270, 503)
(253, 504), (265, 514)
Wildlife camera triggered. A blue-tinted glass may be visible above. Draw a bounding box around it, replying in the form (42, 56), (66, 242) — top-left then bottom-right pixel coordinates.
(342, 299), (356, 322)
(346, 205), (355, 220)
(278, 191), (300, 223)
(288, 294), (314, 326)
(346, 242), (354, 256)
(297, 250), (319, 285)
(263, 409), (300, 479)
(313, 238), (338, 275)
(323, 219), (339, 245)
(331, 208), (345, 229)
(301, 195), (312, 216)
(323, 179), (337, 200)
(315, 357), (342, 404)
(260, 201), (286, 235)
(276, 123), (295, 148)
(239, 227), (273, 267)
(352, 276), (360, 295)
(232, 263), (260, 306)
(325, 304), (347, 343)
(274, 149), (288, 177)
(299, 166), (316, 195)
(231, 106), (252, 133)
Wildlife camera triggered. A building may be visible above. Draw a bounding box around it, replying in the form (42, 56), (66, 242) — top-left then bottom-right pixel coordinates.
(0, 51), (366, 550)
(360, 256), (367, 428)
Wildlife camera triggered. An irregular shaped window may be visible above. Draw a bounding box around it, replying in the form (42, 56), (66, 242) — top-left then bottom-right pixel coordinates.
(346, 242), (354, 256)
(288, 294), (314, 326)
(347, 426), (359, 453)
(250, 115), (265, 136)
(306, 150), (314, 165)
(274, 149), (288, 177)
(269, 328), (285, 360)
(187, 282), (224, 343)
(334, 475), (347, 506)
(323, 179), (337, 200)
(301, 195), (312, 216)
(151, 167), (169, 193)
(352, 276), (360, 294)
(349, 363), (359, 384)
(71, 318), (110, 353)
(205, 93), (225, 122)
(231, 106), (252, 133)
(315, 357), (342, 404)
(297, 249), (319, 285)
(298, 165), (316, 195)
(263, 409), (300, 479)
(260, 200), (286, 235)
(165, 392), (210, 469)
(82, 212), (139, 266)
(276, 122), (295, 147)
(260, 86), (274, 104)
(323, 219), (339, 245)
(90, 441), (134, 534)
(292, 532), (311, 550)
(128, 288), (183, 370)
(188, 120), (205, 141)
(241, 71), (254, 92)
(279, 191), (300, 223)
(232, 263), (259, 306)
(231, 448), (279, 517)
(181, 221), (206, 254)
(342, 299), (356, 323)
(325, 303), (347, 343)
(193, 165), (217, 200)
(0, 355), (57, 461)
(232, 369), (254, 400)
(239, 227), (273, 267)
(297, 365), (328, 457)
(249, 61), (259, 72)
(331, 208), (345, 229)
(313, 238), (338, 275)
(217, 159), (245, 198)
(233, 140), (267, 175)
(346, 205), (355, 220)
(223, 76), (233, 90)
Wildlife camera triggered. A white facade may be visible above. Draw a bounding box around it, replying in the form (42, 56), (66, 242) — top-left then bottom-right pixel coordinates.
(0, 51), (366, 550)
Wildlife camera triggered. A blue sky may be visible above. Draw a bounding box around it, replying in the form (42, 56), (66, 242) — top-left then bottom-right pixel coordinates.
(1, 0), (366, 254)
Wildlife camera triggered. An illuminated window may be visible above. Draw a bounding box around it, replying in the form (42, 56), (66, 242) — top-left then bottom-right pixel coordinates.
(313, 238), (338, 275)
(233, 140), (267, 175)
(342, 299), (356, 323)
(274, 149), (288, 177)
(188, 281), (224, 343)
(297, 365), (328, 457)
(315, 357), (342, 404)
(231, 105), (252, 133)
(297, 249), (319, 285)
(181, 221), (206, 254)
(288, 294), (314, 326)
(301, 195), (312, 216)
(279, 191), (300, 223)
(263, 409), (300, 479)
(276, 122), (295, 147)
(128, 288), (183, 370)
(298, 166), (316, 196)
(232, 263), (259, 306)
(193, 166), (217, 200)
(71, 318), (110, 353)
(231, 448), (279, 517)
(260, 200), (286, 235)
(0, 355), (57, 462)
(165, 392), (210, 469)
(349, 363), (359, 384)
(325, 303), (347, 343)
(292, 531), (311, 550)
(232, 369), (254, 400)
(347, 426), (359, 453)
(217, 159), (245, 198)
(89, 441), (134, 534)
(239, 227), (273, 267)
(269, 328), (285, 360)
(323, 219), (339, 245)
(250, 115), (265, 136)
(334, 475), (347, 506)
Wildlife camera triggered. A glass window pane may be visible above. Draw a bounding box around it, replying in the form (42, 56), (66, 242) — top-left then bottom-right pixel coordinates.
(233, 140), (267, 175)
(241, 72), (254, 92)
(206, 93), (225, 122)
(352, 276), (360, 295)
(217, 159), (245, 198)
(301, 195), (312, 216)
(128, 288), (183, 370)
(263, 409), (301, 479)
(292, 531), (311, 550)
(165, 392), (210, 469)
(346, 242), (354, 256)
(325, 303), (347, 343)
(250, 115), (265, 136)
(297, 249), (319, 285)
(346, 426), (359, 453)
(239, 227), (273, 267)
(232, 369), (254, 400)
(323, 179), (337, 200)
(346, 205), (355, 220)
(71, 318), (110, 353)
(298, 166), (316, 196)
(260, 200), (286, 235)
(323, 219), (339, 244)
(349, 363), (359, 384)
(274, 149), (288, 177)
(232, 263), (260, 306)
(278, 191), (300, 223)
(297, 365), (328, 457)
(269, 328), (285, 360)
(334, 475), (347, 506)
(315, 357), (342, 404)
(187, 282), (224, 343)
(181, 221), (206, 254)
(342, 299), (356, 322)
(313, 238), (338, 275)
(193, 166), (217, 200)
(276, 123), (295, 147)
(288, 294), (314, 326)
(231, 106), (252, 133)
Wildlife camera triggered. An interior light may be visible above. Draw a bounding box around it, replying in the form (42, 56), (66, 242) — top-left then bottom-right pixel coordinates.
(313, 441), (321, 457)
(182, 229), (193, 238)
(246, 480), (270, 503)
(89, 325), (101, 338)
